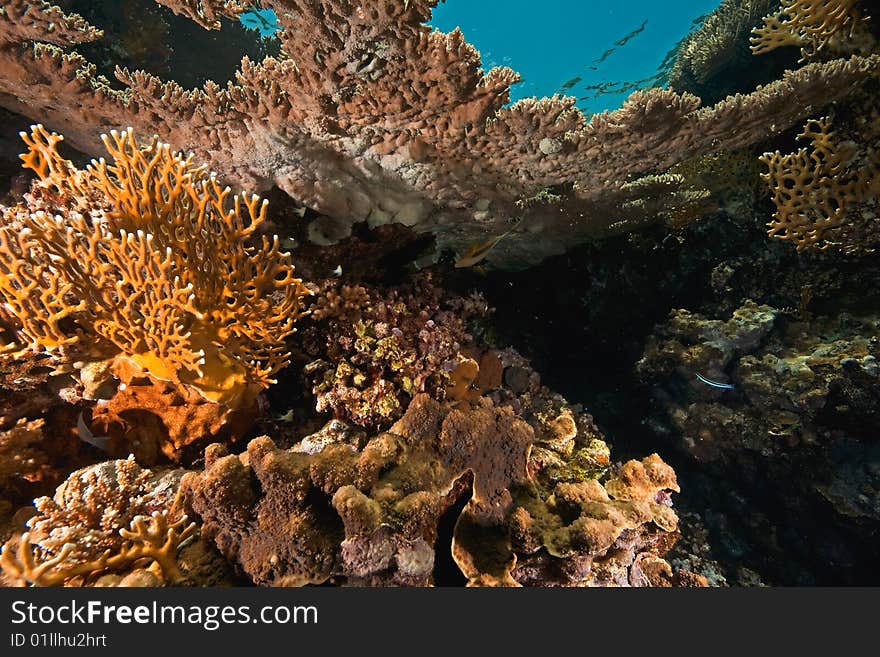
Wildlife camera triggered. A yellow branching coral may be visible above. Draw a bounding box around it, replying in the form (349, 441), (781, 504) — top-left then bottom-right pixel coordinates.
(751, 0), (870, 59)
(2, 512), (196, 586)
(0, 456), (195, 586)
(760, 116), (880, 252)
(0, 125), (310, 406)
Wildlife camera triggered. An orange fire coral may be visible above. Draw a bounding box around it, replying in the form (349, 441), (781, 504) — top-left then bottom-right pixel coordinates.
(0, 125), (310, 407)
(760, 116), (880, 252)
(751, 0), (870, 60)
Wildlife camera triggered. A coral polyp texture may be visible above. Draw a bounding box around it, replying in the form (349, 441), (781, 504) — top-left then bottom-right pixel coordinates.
(302, 277), (485, 429)
(0, 1), (877, 267)
(0, 125), (308, 401)
(670, 0), (778, 94)
(153, 0), (249, 30)
(0, 457), (196, 586)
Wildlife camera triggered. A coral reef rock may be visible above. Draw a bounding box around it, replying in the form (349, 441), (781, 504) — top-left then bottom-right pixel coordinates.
(638, 300), (880, 583)
(186, 386), (698, 587)
(0, 456), (225, 586)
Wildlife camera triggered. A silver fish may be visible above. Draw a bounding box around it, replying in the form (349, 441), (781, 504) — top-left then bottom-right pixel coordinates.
(695, 373), (735, 390)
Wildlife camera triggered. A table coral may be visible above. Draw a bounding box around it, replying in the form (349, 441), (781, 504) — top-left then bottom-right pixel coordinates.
(0, 1), (876, 267)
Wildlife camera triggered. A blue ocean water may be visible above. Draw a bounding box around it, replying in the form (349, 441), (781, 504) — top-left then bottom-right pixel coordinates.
(430, 0), (721, 113)
(239, 1), (721, 114)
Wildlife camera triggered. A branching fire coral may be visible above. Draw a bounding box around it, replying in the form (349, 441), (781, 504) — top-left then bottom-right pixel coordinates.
(0, 125), (310, 407)
(751, 0), (872, 60)
(760, 116), (880, 252)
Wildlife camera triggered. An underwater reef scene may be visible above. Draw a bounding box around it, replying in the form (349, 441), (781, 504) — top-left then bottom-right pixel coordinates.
(0, 0), (877, 587)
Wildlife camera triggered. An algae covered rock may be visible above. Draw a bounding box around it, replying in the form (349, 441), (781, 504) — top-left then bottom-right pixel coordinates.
(186, 386), (693, 587)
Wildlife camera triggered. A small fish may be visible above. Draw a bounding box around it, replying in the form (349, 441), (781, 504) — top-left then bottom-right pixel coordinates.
(560, 76), (582, 91)
(695, 373), (735, 390)
(614, 20), (649, 47)
(592, 48), (617, 66)
(454, 219), (523, 269)
(240, 9), (278, 34)
(332, 265), (343, 277)
(77, 412), (111, 451)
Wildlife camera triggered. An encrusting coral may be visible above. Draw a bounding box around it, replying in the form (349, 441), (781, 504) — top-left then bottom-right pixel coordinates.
(302, 276), (486, 430)
(0, 456), (197, 586)
(0, 125), (310, 460)
(0, 1), (877, 267)
(637, 300), (880, 582)
(185, 349), (697, 587)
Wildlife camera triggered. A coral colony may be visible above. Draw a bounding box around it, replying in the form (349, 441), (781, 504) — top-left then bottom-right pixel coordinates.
(0, 0), (877, 587)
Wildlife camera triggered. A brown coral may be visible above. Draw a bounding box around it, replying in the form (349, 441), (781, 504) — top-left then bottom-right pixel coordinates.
(0, 1), (876, 267)
(187, 368), (685, 587)
(0, 419), (49, 494)
(506, 454), (681, 587)
(153, 0), (249, 30)
(186, 394), (533, 586)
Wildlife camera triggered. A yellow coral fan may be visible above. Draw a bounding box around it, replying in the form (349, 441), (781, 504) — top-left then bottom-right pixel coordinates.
(760, 116), (880, 252)
(751, 0), (868, 59)
(0, 125), (310, 405)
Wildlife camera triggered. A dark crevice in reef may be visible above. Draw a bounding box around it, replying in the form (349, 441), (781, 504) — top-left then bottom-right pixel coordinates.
(432, 475), (471, 587)
(63, 0), (279, 90)
(447, 201), (880, 586)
